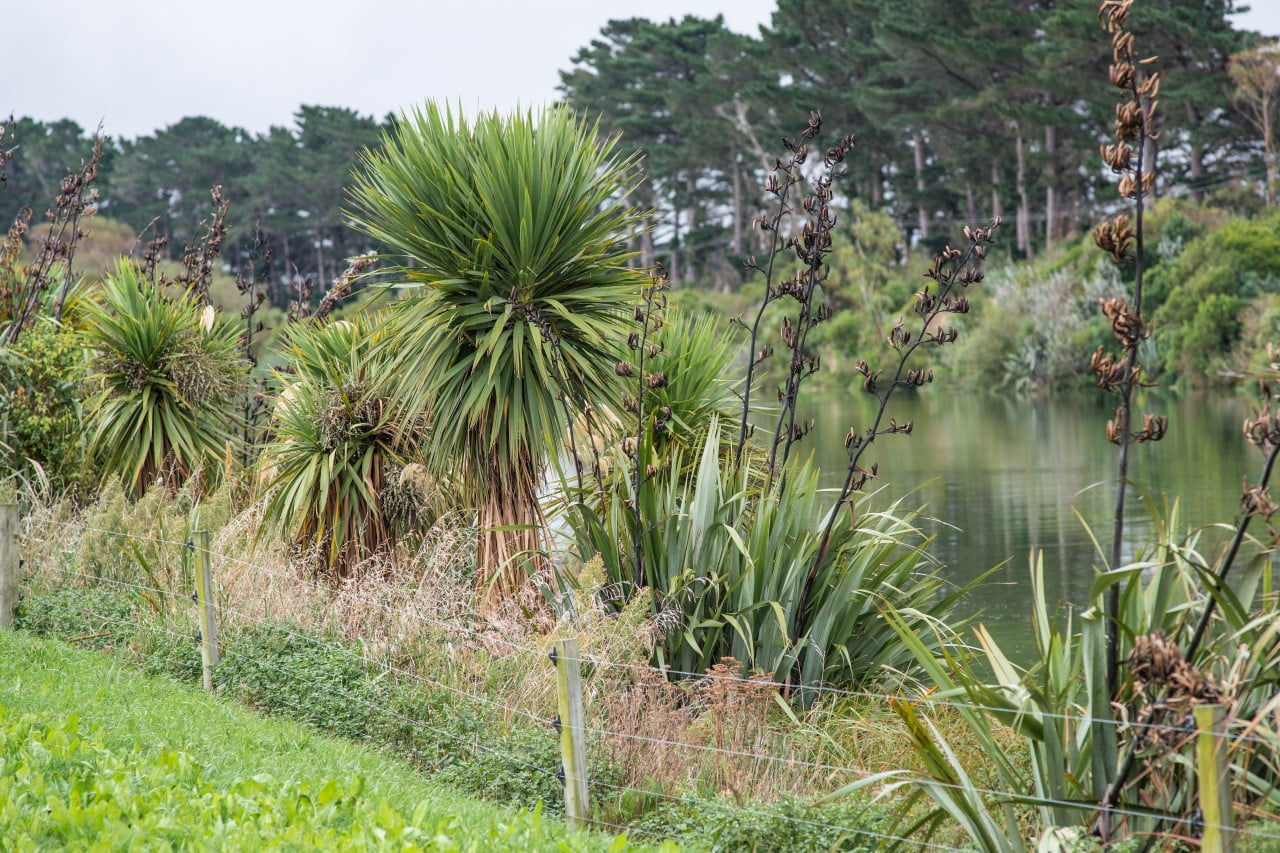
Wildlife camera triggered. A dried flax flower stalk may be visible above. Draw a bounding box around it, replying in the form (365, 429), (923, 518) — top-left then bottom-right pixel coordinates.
(1090, 0), (1166, 701)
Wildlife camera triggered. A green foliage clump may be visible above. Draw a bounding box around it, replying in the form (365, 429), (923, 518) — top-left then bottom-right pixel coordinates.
(14, 586), (135, 648)
(82, 262), (246, 498)
(571, 420), (966, 691)
(0, 318), (93, 497)
(262, 318), (446, 577)
(1150, 209), (1280, 381)
(0, 706), (605, 852)
(215, 622), (389, 741)
(630, 793), (887, 852)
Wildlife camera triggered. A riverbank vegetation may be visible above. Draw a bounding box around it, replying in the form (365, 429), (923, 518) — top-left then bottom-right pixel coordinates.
(2, 0), (1279, 848)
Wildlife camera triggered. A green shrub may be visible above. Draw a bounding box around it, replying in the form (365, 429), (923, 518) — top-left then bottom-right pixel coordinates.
(14, 586), (135, 648)
(135, 620), (204, 682)
(214, 622), (389, 740)
(0, 319), (93, 497)
(1151, 210), (1280, 381)
(630, 793), (888, 852)
(1181, 293), (1246, 375)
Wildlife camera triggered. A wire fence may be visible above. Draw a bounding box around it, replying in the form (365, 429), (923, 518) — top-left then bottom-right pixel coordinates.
(13, 516), (1280, 848)
(33, 519), (1278, 748)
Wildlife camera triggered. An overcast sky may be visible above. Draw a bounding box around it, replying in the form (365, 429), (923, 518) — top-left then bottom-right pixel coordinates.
(8, 0), (1279, 140)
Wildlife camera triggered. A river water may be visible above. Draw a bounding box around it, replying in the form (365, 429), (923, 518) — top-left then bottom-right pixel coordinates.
(799, 389), (1258, 658)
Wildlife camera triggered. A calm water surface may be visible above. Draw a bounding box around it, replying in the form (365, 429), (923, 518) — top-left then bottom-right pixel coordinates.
(799, 389), (1257, 658)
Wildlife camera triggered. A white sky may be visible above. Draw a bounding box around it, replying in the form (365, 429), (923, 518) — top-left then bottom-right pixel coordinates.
(7, 0), (1279, 139)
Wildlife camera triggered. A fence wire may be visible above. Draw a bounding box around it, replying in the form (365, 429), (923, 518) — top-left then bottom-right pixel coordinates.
(15, 517), (1280, 846)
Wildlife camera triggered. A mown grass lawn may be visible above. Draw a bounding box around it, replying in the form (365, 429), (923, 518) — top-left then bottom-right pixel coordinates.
(0, 630), (664, 851)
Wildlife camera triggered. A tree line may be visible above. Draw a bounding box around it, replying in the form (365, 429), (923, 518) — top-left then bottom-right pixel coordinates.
(559, 0), (1273, 283)
(1, 0), (1273, 297)
(0, 107), (385, 306)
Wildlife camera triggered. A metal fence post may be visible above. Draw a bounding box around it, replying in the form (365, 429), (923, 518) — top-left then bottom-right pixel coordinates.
(553, 637), (589, 828)
(192, 530), (219, 691)
(0, 503), (17, 628)
(1195, 703), (1234, 853)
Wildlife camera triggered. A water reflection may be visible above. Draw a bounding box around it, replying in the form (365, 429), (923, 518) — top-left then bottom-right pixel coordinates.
(797, 390), (1255, 657)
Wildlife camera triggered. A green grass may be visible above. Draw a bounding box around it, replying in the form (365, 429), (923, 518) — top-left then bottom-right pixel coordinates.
(0, 630), (663, 851)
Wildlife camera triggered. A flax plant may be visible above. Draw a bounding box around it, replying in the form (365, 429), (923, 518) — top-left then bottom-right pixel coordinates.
(348, 104), (647, 601)
(568, 116), (983, 697)
(568, 418), (966, 689)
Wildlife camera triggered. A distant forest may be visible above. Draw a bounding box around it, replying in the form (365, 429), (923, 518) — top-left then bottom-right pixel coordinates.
(1, 0), (1272, 298)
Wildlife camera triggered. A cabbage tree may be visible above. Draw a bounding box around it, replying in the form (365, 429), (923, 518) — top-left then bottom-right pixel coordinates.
(348, 104), (645, 597)
(82, 262), (244, 498)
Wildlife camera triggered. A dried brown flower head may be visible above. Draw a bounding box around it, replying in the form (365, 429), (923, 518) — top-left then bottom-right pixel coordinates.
(1244, 405), (1280, 447)
(1242, 477), (1279, 518)
(1098, 0), (1134, 33)
(1100, 297), (1146, 349)
(1134, 412), (1167, 443)
(1100, 141), (1134, 172)
(1117, 170), (1156, 198)
(1094, 214), (1134, 264)
(1090, 347), (1139, 392)
(1127, 631), (1221, 707)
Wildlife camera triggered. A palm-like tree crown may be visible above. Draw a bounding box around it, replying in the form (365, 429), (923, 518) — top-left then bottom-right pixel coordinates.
(348, 104), (646, 489)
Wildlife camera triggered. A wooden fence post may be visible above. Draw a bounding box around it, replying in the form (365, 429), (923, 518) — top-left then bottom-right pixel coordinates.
(554, 637), (589, 828)
(0, 503), (17, 629)
(192, 530), (219, 692)
(1195, 703), (1234, 853)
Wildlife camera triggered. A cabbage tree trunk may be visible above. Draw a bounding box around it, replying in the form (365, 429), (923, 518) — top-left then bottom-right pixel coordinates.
(474, 450), (546, 601)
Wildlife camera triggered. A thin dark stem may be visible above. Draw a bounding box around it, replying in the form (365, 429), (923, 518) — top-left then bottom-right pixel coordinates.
(790, 236), (989, 677)
(1106, 73), (1149, 704)
(769, 170), (843, 487)
(630, 281), (662, 588)
(1096, 439), (1278, 833)
(1185, 439), (1280, 660)
(559, 388), (585, 494)
(767, 262), (820, 480)
(770, 200), (829, 482)
(734, 166), (798, 473)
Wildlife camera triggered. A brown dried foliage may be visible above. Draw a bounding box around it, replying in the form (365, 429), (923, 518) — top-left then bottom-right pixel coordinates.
(2, 133), (103, 342)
